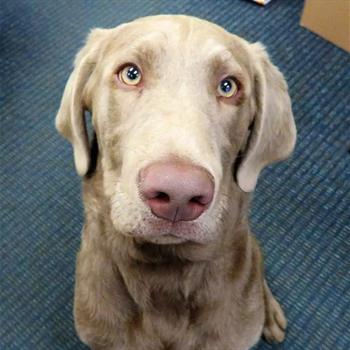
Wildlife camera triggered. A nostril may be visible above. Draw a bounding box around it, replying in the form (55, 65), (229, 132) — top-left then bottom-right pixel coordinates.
(189, 195), (205, 206)
(154, 191), (170, 203)
(190, 194), (212, 206)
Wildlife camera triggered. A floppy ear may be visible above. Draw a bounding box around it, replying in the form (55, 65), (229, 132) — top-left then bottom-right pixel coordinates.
(55, 28), (108, 176)
(237, 43), (297, 192)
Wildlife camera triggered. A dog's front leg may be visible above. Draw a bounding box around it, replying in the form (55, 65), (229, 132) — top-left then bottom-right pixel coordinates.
(73, 227), (131, 350)
(262, 279), (287, 343)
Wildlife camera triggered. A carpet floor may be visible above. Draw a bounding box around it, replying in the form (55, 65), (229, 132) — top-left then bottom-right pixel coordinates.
(1, 0), (349, 349)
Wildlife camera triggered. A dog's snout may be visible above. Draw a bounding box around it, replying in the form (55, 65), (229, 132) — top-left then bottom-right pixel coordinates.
(139, 161), (214, 222)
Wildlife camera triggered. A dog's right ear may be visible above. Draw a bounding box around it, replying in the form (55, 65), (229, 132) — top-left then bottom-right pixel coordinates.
(55, 28), (109, 176)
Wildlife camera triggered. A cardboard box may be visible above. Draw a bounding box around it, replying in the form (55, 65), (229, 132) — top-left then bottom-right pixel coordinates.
(301, 0), (350, 53)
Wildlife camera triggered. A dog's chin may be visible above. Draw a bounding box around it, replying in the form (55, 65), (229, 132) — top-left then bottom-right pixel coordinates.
(135, 235), (188, 245)
(129, 217), (212, 245)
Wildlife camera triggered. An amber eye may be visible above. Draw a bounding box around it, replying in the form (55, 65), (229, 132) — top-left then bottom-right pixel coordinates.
(217, 77), (238, 98)
(118, 64), (142, 85)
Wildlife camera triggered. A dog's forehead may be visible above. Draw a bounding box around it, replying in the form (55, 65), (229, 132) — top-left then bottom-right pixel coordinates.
(128, 15), (230, 40)
(114, 15), (246, 61)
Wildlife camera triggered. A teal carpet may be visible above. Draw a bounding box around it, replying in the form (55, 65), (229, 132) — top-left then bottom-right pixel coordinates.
(1, 1), (349, 349)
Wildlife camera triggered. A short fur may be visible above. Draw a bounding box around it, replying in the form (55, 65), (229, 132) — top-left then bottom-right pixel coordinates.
(56, 15), (296, 350)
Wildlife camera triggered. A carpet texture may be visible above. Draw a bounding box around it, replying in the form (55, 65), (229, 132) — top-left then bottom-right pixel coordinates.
(1, 1), (349, 349)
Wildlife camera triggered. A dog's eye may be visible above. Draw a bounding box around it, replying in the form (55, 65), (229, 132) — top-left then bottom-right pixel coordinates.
(217, 77), (238, 98)
(118, 65), (142, 86)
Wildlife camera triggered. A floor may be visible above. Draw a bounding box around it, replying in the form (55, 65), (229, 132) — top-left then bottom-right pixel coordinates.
(1, 0), (349, 349)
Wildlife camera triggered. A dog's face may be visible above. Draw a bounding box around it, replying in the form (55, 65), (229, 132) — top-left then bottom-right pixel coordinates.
(56, 16), (296, 245)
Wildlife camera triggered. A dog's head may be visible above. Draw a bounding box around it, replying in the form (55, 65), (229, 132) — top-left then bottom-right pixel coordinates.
(56, 15), (296, 245)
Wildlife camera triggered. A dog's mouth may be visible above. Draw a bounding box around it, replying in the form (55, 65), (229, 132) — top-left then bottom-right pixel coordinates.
(135, 234), (187, 245)
(131, 217), (209, 244)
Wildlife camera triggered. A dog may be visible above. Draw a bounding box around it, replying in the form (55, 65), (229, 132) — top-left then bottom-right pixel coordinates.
(56, 15), (296, 350)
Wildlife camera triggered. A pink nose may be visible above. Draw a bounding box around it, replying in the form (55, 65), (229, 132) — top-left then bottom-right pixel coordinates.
(139, 161), (214, 222)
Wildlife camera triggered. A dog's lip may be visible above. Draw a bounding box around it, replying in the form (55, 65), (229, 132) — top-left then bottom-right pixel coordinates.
(132, 217), (202, 242)
(138, 234), (188, 245)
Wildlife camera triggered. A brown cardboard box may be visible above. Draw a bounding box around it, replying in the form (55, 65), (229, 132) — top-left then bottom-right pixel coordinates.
(301, 0), (350, 53)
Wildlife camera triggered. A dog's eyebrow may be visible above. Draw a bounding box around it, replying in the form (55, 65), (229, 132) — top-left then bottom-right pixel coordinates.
(206, 45), (234, 63)
(207, 49), (244, 79)
(126, 32), (167, 66)
(200, 40), (237, 70)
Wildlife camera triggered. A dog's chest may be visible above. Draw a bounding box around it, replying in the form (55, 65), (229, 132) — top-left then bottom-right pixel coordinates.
(122, 265), (264, 350)
(126, 294), (263, 350)
(127, 292), (217, 349)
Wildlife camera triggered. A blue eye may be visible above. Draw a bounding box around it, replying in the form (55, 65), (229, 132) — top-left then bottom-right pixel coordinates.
(119, 64), (142, 85)
(126, 66), (139, 80)
(217, 77), (238, 97)
(221, 80), (232, 92)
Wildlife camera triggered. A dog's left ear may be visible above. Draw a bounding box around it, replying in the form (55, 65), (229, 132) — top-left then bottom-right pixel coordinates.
(55, 28), (109, 176)
(237, 43), (297, 192)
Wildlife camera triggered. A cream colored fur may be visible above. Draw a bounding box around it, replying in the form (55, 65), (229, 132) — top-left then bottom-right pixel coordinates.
(56, 15), (295, 350)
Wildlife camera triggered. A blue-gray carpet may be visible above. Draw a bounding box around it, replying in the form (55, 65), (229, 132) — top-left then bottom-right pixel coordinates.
(1, 1), (349, 349)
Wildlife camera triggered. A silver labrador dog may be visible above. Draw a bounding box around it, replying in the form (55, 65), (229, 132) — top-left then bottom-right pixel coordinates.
(56, 15), (296, 350)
